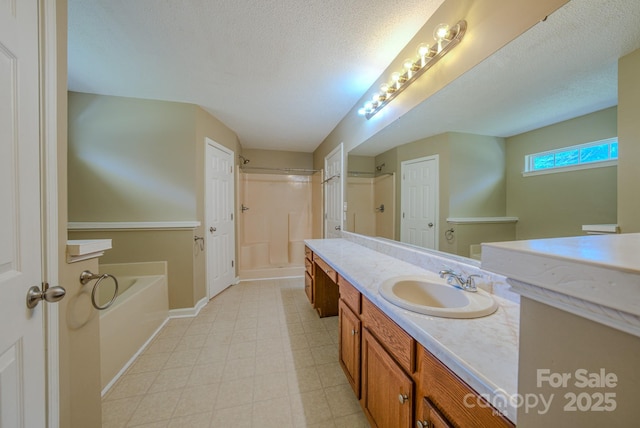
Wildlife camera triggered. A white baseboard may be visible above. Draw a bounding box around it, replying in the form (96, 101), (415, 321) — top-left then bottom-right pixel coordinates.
(239, 266), (304, 281)
(169, 296), (208, 318)
(101, 317), (170, 397)
(101, 296), (211, 397)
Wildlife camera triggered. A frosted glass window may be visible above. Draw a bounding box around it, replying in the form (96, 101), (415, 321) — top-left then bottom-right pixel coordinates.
(524, 138), (618, 176)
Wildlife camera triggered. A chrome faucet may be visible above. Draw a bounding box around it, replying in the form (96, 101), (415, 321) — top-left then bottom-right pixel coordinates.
(438, 269), (480, 292)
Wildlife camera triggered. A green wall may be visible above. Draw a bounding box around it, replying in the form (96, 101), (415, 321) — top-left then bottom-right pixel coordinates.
(372, 132), (507, 255)
(449, 133), (506, 217)
(68, 92), (198, 222)
(68, 92), (242, 309)
(505, 107), (618, 240)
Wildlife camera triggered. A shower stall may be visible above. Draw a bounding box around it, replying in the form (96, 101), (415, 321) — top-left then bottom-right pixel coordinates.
(238, 166), (322, 279)
(346, 171), (395, 239)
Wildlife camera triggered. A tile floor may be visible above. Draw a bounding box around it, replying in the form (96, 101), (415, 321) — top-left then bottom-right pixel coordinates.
(101, 277), (369, 427)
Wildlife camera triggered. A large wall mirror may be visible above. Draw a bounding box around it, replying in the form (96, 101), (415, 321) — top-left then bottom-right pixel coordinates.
(345, 0), (640, 260)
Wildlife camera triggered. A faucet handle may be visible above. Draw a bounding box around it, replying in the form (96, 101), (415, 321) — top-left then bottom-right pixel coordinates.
(438, 268), (455, 278)
(465, 274), (482, 291)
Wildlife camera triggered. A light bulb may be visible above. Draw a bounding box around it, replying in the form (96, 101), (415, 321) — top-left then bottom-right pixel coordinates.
(403, 58), (416, 79)
(358, 107), (367, 116)
(364, 101), (374, 112)
(417, 43), (432, 67)
(391, 71), (401, 89)
(380, 83), (390, 94)
(433, 23), (450, 41)
(434, 23), (450, 53)
(417, 43), (430, 57)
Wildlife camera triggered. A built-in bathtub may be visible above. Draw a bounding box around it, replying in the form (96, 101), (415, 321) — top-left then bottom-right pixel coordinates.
(98, 261), (169, 395)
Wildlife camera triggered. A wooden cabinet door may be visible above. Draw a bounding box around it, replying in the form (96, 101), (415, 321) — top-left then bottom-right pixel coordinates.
(304, 271), (313, 304)
(339, 299), (361, 397)
(362, 328), (413, 428)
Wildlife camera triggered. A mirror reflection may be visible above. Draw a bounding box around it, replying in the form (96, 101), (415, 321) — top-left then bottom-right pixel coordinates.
(345, 0), (639, 260)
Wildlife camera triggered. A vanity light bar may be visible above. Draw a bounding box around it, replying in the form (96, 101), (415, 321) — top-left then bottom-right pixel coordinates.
(358, 20), (467, 120)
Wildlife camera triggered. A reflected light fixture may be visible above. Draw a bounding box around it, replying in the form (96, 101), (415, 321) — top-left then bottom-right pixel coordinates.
(358, 20), (467, 120)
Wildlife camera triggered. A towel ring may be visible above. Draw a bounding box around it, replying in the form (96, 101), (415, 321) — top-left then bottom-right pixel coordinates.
(80, 270), (119, 310)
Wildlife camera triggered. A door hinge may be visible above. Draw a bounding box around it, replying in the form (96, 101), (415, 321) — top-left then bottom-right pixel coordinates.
(230, 213), (233, 220)
(230, 166), (233, 173)
(231, 260), (234, 267)
(403, 212), (405, 218)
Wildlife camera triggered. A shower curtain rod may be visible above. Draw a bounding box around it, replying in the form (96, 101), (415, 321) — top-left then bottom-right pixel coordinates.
(347, 170), (394, 176)
(240, 165), (321, 173)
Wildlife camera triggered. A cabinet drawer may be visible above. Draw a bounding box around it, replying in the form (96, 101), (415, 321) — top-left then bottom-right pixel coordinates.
(338, 275), (360, 314)
(314, 256), (337, 283)
(420, 347), (514, 428)
(304, 246), (313, 260)
(305, 257), (313, 276)
(362, 297), (415, 373)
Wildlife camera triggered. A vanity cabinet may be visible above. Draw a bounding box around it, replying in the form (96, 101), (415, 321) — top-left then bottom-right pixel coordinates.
(362, 328), (414, 428)
(361, 297), (416, 428)
(305, 245), (514, 427)
(338, 276), (362, 397)
(311, 253), (339, 317)
(304, 246), (314, 304)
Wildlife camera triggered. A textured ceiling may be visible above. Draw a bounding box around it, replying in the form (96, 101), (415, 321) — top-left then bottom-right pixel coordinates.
(67, 0), (445, 152)
(351, 0), (640, 155)
(68, 0), (640, 155)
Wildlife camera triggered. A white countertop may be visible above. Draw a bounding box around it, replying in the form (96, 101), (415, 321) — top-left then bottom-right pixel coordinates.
(483, 233), (640, 274)
(305, 238), (519, 422)
(482, 233), (640, 338)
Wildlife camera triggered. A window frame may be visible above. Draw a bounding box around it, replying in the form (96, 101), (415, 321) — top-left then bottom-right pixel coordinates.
(523, 137), (618, 177)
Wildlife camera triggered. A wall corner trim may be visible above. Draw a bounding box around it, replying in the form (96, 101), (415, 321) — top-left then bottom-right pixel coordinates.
(68, 221), (201, 231)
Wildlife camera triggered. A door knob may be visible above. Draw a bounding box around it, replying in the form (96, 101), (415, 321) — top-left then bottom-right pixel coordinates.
(26, 283), (66, 309)
(428, 222), (434, 227)
(210, 227), (217, 233)
(335, 225), (341, 230)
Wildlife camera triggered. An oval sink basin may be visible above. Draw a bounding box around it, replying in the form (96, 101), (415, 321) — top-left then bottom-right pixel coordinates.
(379, 275), (498, 319)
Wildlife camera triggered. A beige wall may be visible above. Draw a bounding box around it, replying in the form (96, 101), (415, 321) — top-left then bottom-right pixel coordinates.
(506, 107), (618, 240)
(67, 94), (242, 310)
(69, 230), (195, 308)
(240, 148), (313, 171)
(347, 155), (376, 174)
(518, 298), (640, 426)
(373, 132), (508, 255)
(449, 133), (506, 217)
(68, 92), (198, 222)
(195, 106), (243, 305)
(56, 2), (103, 426)
(344, 109), (618, 255)
(618, 48), (640, 232)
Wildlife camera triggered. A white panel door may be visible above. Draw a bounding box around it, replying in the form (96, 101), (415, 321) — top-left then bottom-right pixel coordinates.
(401, 156), (439, 249)
(0, 1), (47, 426)
(206, 140), (235, 299)
(324, 144), (344, 238)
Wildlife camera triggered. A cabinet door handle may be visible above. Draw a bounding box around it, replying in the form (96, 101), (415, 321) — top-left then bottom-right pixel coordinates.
(351, 329), (358, 336)
(416, 421), (431, 428)
(398, 393), (409, 404)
